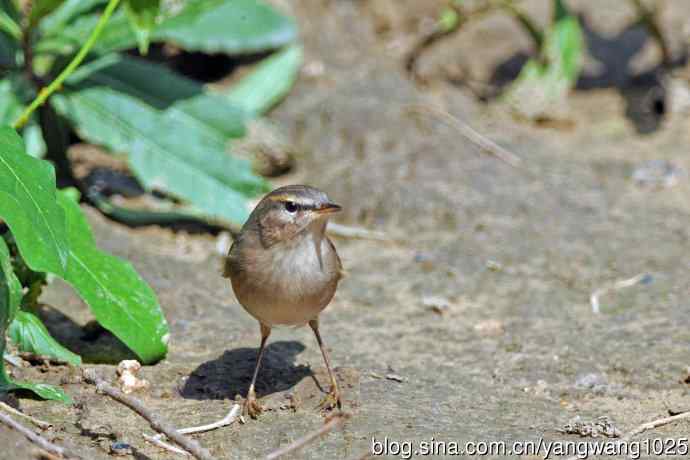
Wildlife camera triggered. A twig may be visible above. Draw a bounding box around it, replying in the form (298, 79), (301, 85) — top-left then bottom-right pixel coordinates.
(327, 223), (390, 241)
(13, 0), (122, 129)
(143, 433), (190, 457)
(621, 410), (690, 441)
(590, 273), (650, 314)
(265, 412), (350, 460)
(406, 104), (524, 168)
(0, 411), (76, 459)
(631, 0), (672, 67)
(145, 403), (242, 456)
(82, 369), (217, 460)
(0, 401), (51, 429)
(563, 411), (690, 460)
(177, 404), (241, 435)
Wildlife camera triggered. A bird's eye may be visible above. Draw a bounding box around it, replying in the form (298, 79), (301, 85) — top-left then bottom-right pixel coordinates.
(284, 201), (298, 213)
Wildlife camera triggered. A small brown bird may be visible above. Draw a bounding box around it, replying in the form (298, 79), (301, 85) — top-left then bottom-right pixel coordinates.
(224, 185), (344, 418)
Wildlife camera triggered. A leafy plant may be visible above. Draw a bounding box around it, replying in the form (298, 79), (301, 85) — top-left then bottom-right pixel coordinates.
(408, 0), (583, 120)
(0, 0), (302, 401)
(503, 0), (583, 120)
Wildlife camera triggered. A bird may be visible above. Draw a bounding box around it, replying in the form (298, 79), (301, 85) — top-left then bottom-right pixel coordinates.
(224, 185), (345, 418)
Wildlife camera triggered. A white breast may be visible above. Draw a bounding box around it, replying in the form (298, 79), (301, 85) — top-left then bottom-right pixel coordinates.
(234, 230), (340, 326)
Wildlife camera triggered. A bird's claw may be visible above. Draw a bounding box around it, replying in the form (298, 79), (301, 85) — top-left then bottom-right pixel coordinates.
(243, 396), (263, 419)
(318, 387), (342, 412)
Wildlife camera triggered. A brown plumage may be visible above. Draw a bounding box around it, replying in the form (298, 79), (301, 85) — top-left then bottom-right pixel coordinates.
(224, 185), (344, 418)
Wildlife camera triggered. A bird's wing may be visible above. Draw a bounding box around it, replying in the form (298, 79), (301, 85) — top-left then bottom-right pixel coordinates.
(327, 237), (346, 280)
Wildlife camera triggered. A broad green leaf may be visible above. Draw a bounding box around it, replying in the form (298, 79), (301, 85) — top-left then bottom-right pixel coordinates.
(0, 76), (46, 153)
(154, 0), (297, 54)
(0, 78), (23, 124)
(0, 1), (21, 41)
(55, 190), (168, 363)
(68, 54), (246, 140)
(89, 188), (218, 226)
(23, 123), (47, 158)
(9, 310), (82, 366)
(503, 0), (583, 120)
(30, 0), (66, 24)
(0, 30), (18, 67)
(39, 0), (106, 36)
(0, 236), (22, 326)
(53, 88), (269, 224)
(225, 44), (302, 118)
(124, 0), (160, 54)
(0, 238), (70, 403)
(9, 381), (71, 402)
(36, 8), (136, 56)
(0, 128), (69, 276)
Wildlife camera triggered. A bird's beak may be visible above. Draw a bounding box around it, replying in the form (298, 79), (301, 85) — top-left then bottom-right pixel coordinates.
(314, 202), (342, 215)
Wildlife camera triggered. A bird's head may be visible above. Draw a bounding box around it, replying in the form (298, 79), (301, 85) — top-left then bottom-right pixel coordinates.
(247, 185), (341, 247)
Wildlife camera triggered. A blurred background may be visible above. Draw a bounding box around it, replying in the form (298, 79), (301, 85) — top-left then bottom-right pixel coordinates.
(2, 0), (690, 458)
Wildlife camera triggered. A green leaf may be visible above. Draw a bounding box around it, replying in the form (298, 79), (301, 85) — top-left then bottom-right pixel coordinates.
(438, 7), (459, 33)
(36, 8), (136, 56)
(0, 238), (70, 403)
(30, 0), (67, 25)
(0, 128), (69, 276)
(39, 0), (106, 36)
(0, 78), (24, 125)
(56, 190), (169, 364)
(9, 381), (72, 402)
(53, 87), (269, 224)
(124, 0), (160, 54)
(154, 0), (297, 54)
(67, 54), (246, 140)
(0, 236), (22, 326)
(502, 0), (583, 120)
(225, 44), (302, 118)
(22, 122), (47, 158)
(0, 1), (21, 41)
(9, 310), (82, 366)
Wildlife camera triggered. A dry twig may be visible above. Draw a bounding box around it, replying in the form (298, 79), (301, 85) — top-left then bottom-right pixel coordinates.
(143, 433), (190, 457)
(590, 273), (650, 314)
(82, 369), (217, 460)
(328, 223), (390, 241)
(266, 412), (350, 460)
(0, 411), (76, 459)
(144, 404), (242, 457)
(406, 104), (524, 169)
(620, 411), (690, 441)
(0, 401), (52, 429)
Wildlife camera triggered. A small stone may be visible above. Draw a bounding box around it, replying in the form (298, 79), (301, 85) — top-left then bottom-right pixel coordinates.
(117, 360), (149, 394)
(474, 319), (505, 336)
(422, 295), (450, 315)
(385, 374), (404, 383)
(632, 160), (684, 188)
(574, 373), (607, 390)
(110, 441), (132, 456)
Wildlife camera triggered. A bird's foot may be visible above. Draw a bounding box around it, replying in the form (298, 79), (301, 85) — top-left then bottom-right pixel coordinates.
(243, 395), (263, 419)
(317, 386), (342, 412)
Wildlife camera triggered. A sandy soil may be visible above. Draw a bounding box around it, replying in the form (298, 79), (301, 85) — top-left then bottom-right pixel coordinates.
(3, 1), (690, 459)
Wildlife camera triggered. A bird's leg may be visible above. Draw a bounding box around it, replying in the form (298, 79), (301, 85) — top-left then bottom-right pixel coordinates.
(309, 318), (342, 411)
(244, 323), (271, 419)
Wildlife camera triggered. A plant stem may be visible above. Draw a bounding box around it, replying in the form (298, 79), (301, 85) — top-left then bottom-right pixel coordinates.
(631, 0), (672, 66)
(12, 0), (122, 130)
(498, 0), (543, 51)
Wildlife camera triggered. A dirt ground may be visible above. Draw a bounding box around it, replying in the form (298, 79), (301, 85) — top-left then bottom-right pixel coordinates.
(3, 0), (690, 458)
